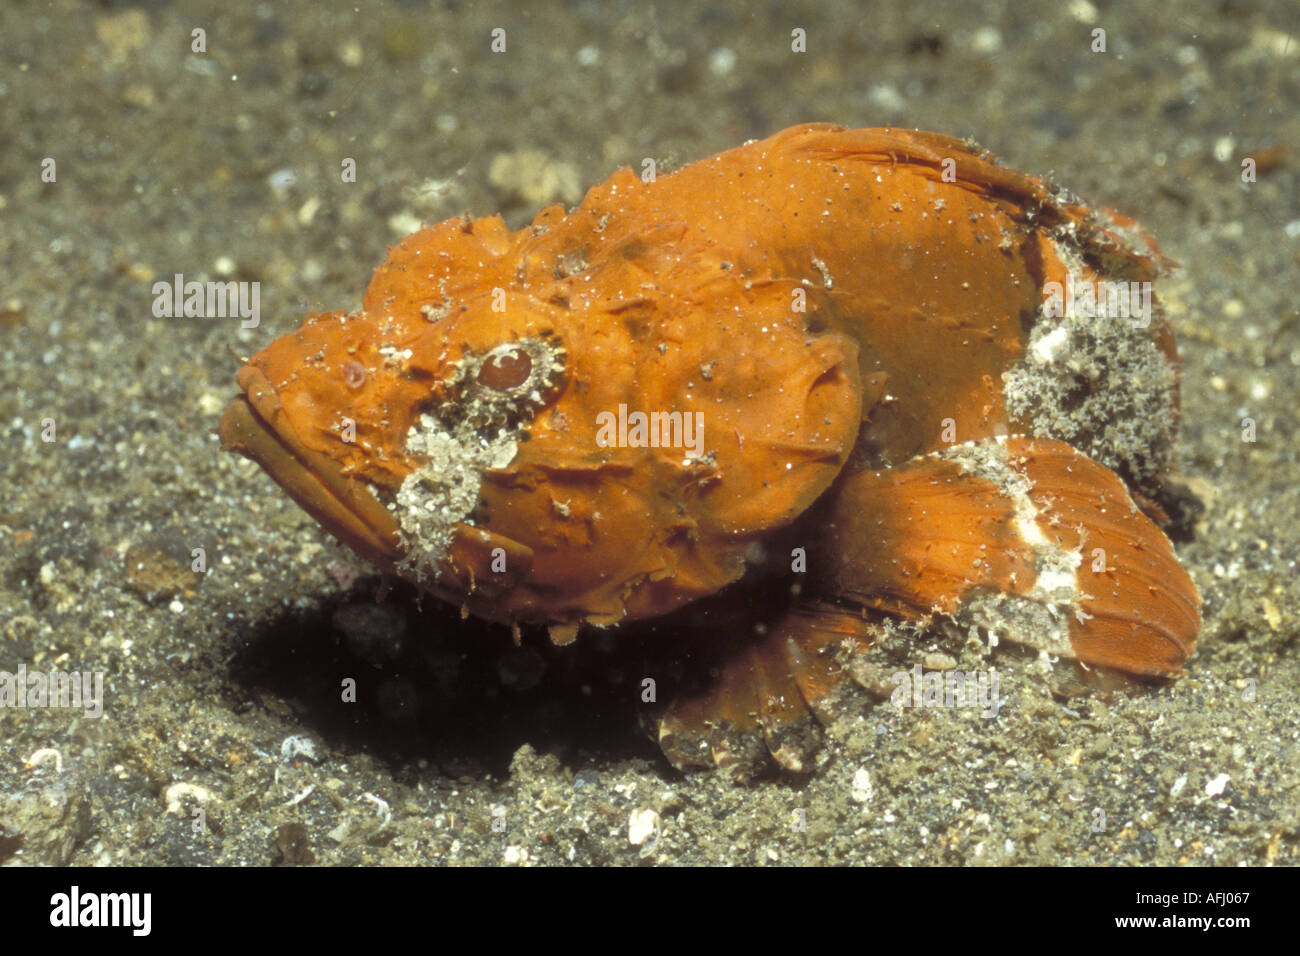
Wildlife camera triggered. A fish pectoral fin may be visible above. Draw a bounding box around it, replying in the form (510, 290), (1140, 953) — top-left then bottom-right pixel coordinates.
(817, 436), (1200, 678)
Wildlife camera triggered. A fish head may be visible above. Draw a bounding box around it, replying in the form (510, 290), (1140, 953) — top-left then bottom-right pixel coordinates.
(221, 215), (865, 632)
(218, 281), (579, 617)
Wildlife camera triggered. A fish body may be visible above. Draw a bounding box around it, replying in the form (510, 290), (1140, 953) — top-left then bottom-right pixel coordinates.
(221, 124), (1200, 777)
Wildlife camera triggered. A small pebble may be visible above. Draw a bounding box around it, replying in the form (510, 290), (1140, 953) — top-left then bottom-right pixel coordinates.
(628, 807), (660, 846)
(851, 767), (874, 803)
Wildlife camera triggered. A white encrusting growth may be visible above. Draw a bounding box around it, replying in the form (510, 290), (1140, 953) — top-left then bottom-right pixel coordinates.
(394, 413), (519, 578)
(1029, 325), (1070, 364)
(391, 337), (565, 577)
(939, 437), (1082, 657)
(1001, 227), (1177, 490)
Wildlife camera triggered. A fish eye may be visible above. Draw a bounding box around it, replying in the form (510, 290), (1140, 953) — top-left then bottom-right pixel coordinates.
(442, 337), (566, 432)
(476, 346), (533, 391)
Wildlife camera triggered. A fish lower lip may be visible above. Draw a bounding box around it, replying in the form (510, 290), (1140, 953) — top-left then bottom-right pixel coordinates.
(218, 376), (402, 570)
(220, 368), (537, 595)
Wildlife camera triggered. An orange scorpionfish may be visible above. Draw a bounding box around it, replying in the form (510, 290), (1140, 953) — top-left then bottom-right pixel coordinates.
(221, 124), (1200, 779)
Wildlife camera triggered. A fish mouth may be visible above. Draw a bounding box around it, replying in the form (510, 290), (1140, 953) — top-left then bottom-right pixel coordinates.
(219, 366), (537, 604)
(218, 366), (404, 570)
